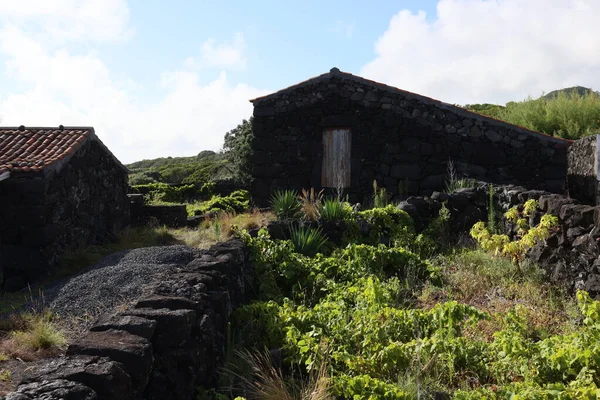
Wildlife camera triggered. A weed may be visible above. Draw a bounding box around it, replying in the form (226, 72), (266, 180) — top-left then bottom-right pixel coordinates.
(444, 160), (476, 194)
(372, 180), (389, 208)
(237, 350), (331, 400)
(270, 190), (302, 220)
(0, 370), (11, 382)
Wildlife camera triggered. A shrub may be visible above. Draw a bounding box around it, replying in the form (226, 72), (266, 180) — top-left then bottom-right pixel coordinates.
(270, 190), (302, 220)
(288, 225), (328, 257)
(132, 182), (198, 203)
(193, 190), (250, 215)
(319, 198), (351, 222)
(470, 199), (558, 272)
(357, 205), (414, 246)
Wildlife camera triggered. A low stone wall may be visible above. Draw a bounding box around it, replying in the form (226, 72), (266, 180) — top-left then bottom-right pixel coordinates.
(130, 202), (188, 228)
(7, 240), (253, 400)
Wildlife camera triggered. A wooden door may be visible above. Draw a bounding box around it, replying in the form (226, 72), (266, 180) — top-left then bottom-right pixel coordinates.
(321, 128), (351, 188)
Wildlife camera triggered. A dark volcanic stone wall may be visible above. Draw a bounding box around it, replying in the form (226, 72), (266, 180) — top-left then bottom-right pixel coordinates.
(7, 240), (252, 400)
(250, 69), (570, 206)
(0, 138), (129, 289)
(567, 135), (599, 205)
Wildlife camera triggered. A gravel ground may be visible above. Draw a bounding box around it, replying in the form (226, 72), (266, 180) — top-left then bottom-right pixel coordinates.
(44, 245), (204, 321)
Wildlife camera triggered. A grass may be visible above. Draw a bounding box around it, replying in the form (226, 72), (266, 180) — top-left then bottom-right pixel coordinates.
(419, 249), (580, 341)
(170, 209), (275, 249)
(0, 311), (65, 361)
(233, 350), (331, 400)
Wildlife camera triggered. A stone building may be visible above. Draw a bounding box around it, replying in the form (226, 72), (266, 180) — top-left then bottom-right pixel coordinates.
(0, 126), (130, 289)
(250, 68), (571, 206)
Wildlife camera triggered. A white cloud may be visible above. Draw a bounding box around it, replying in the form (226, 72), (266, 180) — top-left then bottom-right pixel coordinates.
(0, 0), (132, 43)
(361, 0), (600, 105)
(184, 32), (247, 71)
(0, 3), (266, 163)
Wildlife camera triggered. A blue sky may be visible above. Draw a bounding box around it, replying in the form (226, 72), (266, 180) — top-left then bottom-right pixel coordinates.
(0, 0), (598, 162)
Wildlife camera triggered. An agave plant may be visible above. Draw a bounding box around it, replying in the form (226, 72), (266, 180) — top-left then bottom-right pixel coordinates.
(270, 190), (302, 220)
(319, 198), (349, 222)
(288, 225), (328, 257)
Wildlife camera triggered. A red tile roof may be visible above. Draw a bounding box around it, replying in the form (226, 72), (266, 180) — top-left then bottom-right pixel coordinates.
(0, 126), (93, 174)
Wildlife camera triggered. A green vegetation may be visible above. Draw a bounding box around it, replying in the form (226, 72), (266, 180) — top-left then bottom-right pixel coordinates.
(471, 200), (558, 272)
(287, 225), (328, 257)
(270, 190), (302, 220)
(128, 150), (229, 186)
(319, 198), (351, 222)
(372, 180), (389, 208)
(464, 88), (600, 139)
(217, 198), (591, 399)
(223, 118), (254, 186)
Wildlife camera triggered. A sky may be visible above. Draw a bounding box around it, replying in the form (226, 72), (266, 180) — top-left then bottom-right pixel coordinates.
(0, 0), (599, 163)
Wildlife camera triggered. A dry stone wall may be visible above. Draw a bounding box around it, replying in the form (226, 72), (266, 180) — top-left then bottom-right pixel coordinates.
(7, 239), (253, 400)
(251, 69), (570, 206)
(567, 135), (600, 205)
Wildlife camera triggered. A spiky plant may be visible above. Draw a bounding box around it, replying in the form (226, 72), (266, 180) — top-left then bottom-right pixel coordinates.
(270, 190), (302, 220)
(319, 199), (349, 222)
(288, 225), (328, 257)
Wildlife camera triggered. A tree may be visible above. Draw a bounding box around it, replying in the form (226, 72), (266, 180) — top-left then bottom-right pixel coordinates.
(223, 118), (253, 186)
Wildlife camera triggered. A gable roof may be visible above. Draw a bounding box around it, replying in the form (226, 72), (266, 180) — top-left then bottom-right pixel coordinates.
(0, 126), (127, 179)
(250, 67), (570, 145)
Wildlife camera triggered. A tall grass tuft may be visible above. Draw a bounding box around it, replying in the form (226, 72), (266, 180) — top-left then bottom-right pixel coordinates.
(270, 190), (302, 220)
(288, 225), (328, 257)
(11, 312), (66, 350)
(237, 350), (331, 400)
(298, 188), (324, 222)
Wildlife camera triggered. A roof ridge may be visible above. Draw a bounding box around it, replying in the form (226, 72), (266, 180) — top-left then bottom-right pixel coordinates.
(250, 68), (571, 144)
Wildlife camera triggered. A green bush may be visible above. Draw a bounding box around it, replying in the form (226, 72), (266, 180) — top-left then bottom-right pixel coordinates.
(270, 190), (302, 220)
(357, 205), (414, 246)
(193, 190), (250, 215)
(132, 182), (198, 203)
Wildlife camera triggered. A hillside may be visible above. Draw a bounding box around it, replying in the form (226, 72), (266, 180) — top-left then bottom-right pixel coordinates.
(463, 85), (600, 139)
(126, 150), (233, 187)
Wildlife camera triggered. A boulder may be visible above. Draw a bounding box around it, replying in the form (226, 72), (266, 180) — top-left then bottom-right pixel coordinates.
(18, 356), (132, 400)
(67, 330), (153, 398)
(6, 379), (97, 400)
